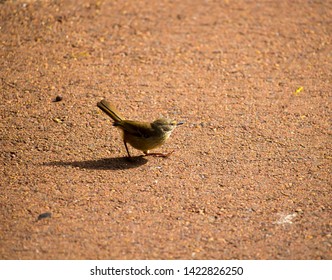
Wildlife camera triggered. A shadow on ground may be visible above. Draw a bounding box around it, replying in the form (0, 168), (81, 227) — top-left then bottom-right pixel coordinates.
(45, 156), (148, 170)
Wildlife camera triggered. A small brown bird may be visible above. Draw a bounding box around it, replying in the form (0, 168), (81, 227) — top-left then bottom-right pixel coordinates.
(97, 99), (183, 158)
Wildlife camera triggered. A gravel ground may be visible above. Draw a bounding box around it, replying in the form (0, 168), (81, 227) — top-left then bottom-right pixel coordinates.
(0, 0), (331, 259)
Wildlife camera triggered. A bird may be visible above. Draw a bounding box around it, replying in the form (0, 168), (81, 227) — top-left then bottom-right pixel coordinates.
(97, 99), (183, 158)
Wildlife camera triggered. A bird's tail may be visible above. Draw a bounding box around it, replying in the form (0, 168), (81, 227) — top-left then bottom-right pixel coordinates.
(97, 99), (124, 123)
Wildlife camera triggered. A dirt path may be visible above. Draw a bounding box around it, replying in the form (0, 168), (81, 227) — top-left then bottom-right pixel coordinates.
(1, 0), (331, 259)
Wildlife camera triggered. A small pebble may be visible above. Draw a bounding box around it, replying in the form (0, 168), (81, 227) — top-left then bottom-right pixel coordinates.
(37, 212), (52, 221)
(52, 117), (63, 123)
(53, 95), (63, 102)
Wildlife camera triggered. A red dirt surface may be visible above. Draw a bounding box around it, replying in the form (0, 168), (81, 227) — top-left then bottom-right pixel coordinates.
(1, 0), (331, 259)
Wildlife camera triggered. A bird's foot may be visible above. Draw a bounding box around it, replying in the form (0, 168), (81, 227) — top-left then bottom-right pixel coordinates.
(144, 150), (174, 158)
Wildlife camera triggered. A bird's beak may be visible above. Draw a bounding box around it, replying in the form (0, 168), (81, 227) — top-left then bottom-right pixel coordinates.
(177, 121), (184, 126)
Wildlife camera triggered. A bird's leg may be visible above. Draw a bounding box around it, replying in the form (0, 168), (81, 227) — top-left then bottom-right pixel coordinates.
(123, 141), (132, 158)
(144, 150), (174, 158)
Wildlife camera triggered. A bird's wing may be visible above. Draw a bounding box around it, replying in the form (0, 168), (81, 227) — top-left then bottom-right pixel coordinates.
(117, 120), (153, 138)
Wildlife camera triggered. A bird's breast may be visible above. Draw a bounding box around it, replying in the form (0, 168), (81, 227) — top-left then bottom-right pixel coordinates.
(123, 131), (171, 152)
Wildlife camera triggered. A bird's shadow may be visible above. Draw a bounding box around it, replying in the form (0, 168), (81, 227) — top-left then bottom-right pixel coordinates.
(44, 156), (148, 171)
